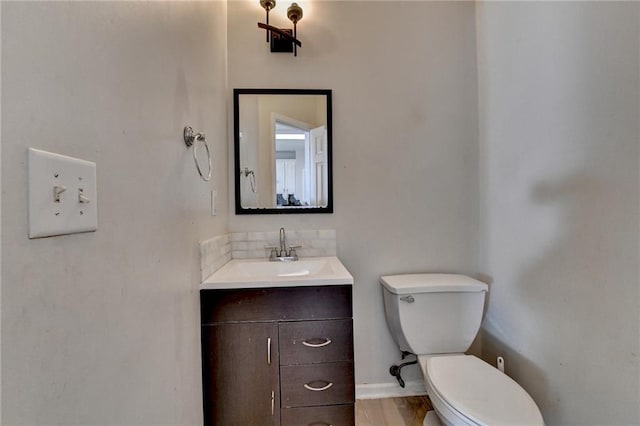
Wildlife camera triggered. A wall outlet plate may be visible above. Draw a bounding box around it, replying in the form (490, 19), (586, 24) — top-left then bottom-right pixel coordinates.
(28, 148), (98, 238)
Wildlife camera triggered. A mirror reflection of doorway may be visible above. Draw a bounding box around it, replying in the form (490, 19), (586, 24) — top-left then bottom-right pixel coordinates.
(274, 120), (307, 206)
(274, 120), (328, 207)
(275, 121), (307, 206)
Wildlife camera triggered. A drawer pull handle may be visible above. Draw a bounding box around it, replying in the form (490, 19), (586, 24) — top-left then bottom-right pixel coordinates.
(271, 390), (275, 415)
(304, 381), (334, 392)
(302, 338), (332, 348)
(267, 337), (272, 365)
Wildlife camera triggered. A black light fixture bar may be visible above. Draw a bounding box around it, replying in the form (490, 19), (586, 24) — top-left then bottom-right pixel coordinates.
(257, 23), (302, 48)
(257, 1), (303, 56)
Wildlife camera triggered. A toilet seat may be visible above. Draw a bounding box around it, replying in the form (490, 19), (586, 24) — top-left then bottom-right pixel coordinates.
(419, 355), (544, 426)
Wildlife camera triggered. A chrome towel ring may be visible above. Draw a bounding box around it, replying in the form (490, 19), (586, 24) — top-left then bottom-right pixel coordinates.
(183, 126), (212, 182)
(240, 167), (257, 193)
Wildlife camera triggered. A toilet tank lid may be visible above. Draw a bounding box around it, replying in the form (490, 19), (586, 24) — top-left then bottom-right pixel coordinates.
(380, 274), (488, 295)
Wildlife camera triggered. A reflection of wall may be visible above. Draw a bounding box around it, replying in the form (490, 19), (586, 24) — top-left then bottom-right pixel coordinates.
(256, 95), (324, 206)
(239, 95), (259, 207)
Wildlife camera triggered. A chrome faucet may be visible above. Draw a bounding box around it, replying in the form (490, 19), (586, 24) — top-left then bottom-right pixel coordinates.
(279, 227), (287, 256)
(266, 227), (300, 261)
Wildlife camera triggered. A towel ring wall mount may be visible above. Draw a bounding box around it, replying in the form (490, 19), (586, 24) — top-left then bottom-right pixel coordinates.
(183, 126), (212, 182)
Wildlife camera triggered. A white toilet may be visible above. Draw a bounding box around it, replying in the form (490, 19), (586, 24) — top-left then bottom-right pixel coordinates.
(381, 273), (544, 426)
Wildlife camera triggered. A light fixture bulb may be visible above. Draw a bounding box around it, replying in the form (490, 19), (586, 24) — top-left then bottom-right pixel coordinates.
(260, 0), (277, 42)
(260, 0), (276, 12)
(287, 3), (303, 24)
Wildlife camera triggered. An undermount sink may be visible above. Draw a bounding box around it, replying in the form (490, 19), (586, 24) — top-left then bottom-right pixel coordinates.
(201, 256), (354, 289)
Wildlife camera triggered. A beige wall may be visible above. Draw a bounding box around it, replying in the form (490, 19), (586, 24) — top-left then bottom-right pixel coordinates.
(477, 2), (640, 424)
(1, 2), (228, 424)
(228, 0), (480, 386)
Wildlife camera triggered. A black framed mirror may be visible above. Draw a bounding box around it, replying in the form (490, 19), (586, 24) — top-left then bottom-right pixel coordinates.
(234, 89), (333, 214)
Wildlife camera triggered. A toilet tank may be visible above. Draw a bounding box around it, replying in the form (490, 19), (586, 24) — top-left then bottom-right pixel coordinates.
(381, 274), (488, 355)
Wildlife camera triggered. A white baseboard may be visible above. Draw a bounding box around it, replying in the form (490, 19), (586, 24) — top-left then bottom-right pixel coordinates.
(356, 381), (427, 400)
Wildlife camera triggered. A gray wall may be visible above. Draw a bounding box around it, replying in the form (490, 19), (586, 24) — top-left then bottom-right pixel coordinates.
(1, 2), (228, 424)
(476, 2), (640, 424)
(227, 0), (480, 386)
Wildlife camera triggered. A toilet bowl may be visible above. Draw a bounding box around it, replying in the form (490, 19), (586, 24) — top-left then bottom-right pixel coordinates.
(420, 354), (544, 426)
(381, 274), (544, 426)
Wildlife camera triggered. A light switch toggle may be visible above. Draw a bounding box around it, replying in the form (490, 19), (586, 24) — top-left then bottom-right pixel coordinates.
(78, 188), (90, 204)
(53, 185), (67, 203)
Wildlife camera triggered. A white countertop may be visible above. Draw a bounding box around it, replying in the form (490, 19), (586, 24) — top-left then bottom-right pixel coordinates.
(200, 256), (354, 290)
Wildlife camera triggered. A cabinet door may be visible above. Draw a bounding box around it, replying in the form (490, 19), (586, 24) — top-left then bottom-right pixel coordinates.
(202, 322), (279, 426)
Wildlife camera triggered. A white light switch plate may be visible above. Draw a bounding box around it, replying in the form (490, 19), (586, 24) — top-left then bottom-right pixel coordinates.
(28, 148), (98, 238)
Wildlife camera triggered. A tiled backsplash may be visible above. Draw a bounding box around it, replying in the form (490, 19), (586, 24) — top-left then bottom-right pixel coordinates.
(200, 229), (337, 282)
(199, 234), (232, 282)
(230, 229), (336, 259)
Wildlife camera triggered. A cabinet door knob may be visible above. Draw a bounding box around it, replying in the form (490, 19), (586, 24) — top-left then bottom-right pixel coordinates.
(302, 337), (332, 348)
(303, 381), (334, 392)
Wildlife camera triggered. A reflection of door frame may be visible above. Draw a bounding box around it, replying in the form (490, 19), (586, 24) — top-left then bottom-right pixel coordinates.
(271, 113), (312, 205)
(309, 125), (328, 207)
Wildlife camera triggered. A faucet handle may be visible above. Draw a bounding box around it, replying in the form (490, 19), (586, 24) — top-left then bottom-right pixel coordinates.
(287, 245), (301, 259)
(265, 245), (278, 261)
(288, 248), (299, 261)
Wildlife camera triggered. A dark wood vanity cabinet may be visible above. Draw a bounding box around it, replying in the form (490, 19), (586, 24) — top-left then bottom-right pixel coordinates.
(200, 285), (354, 426)
(201, 322), (281, 425)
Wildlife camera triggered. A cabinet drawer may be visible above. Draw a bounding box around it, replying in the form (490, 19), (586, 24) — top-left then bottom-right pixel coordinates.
(279, 319), (353, 365)
(281, 404), (354, 426)
(201, 285), (352, 324)
(281, 362), (354, 408)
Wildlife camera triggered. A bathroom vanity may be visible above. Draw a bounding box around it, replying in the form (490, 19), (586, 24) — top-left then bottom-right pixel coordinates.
(200, 257), (355, 425)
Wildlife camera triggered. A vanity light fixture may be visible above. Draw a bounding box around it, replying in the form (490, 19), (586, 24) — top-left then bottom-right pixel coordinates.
(257, 1), (303, 56)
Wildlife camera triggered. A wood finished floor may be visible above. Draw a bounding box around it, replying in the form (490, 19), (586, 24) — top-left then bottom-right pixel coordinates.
(356, 396), (433, 426)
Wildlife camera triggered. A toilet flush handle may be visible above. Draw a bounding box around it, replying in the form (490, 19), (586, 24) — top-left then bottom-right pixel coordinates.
(400, 295), (415, 303)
